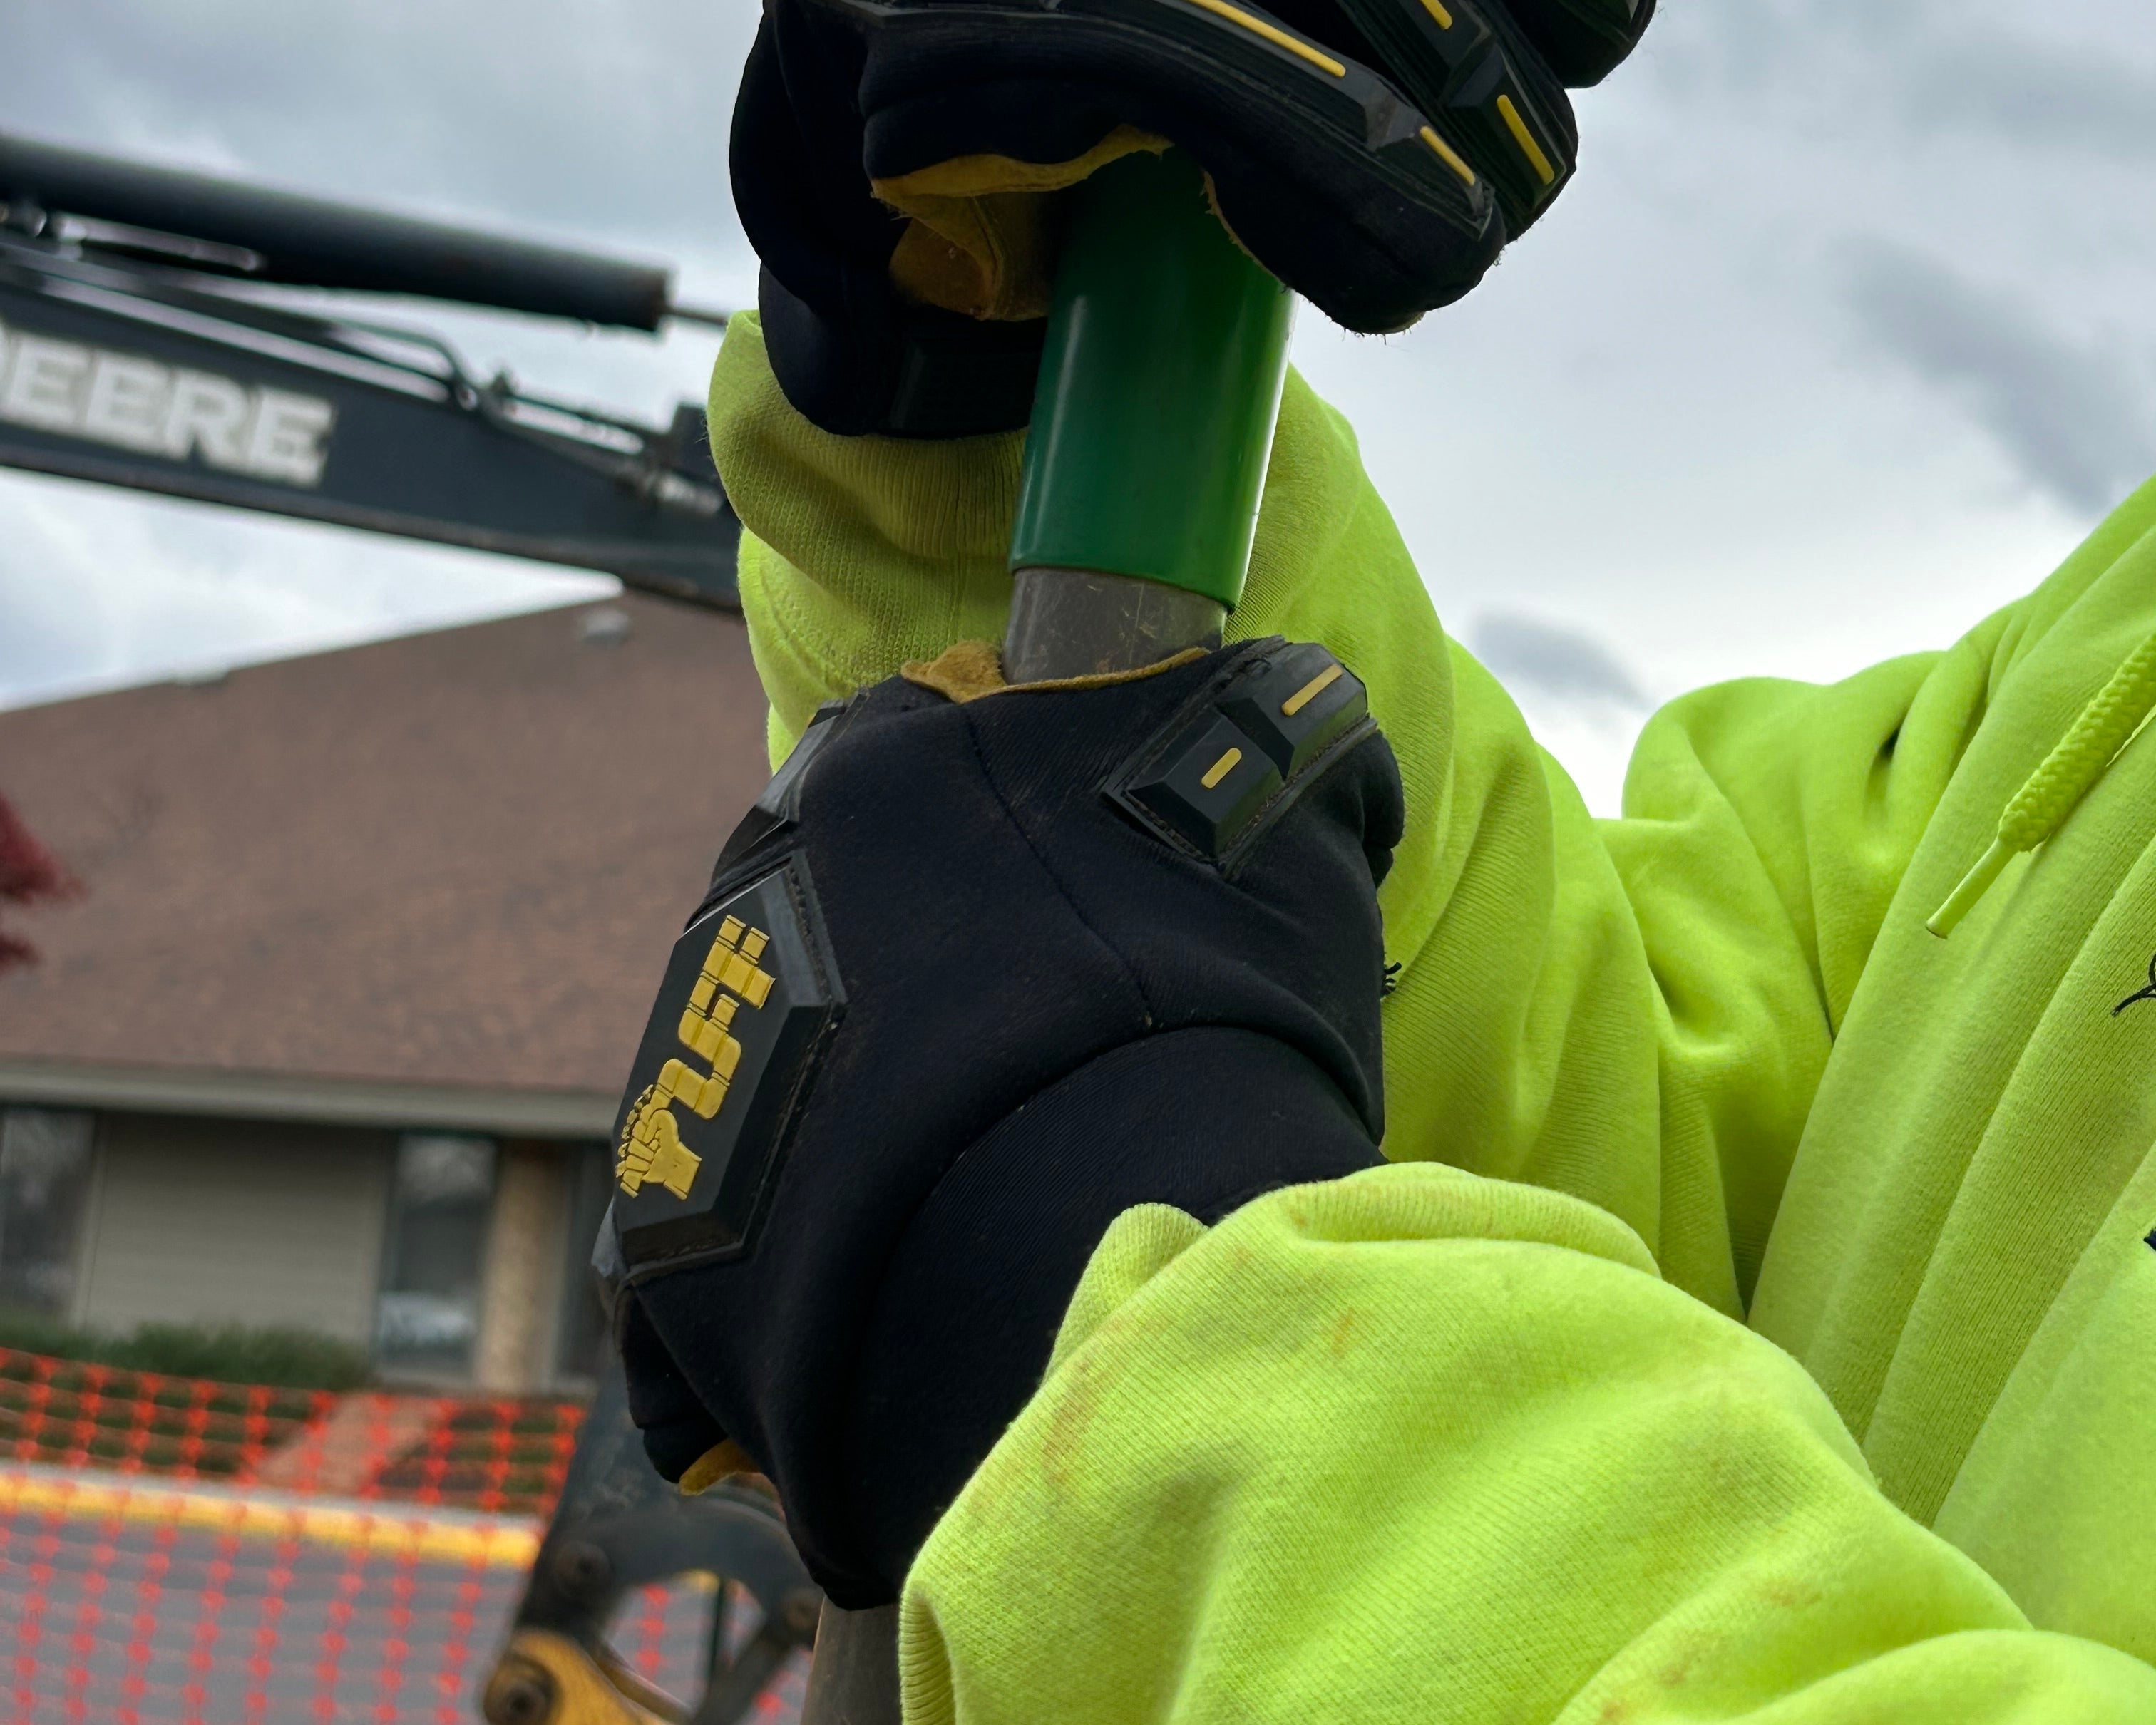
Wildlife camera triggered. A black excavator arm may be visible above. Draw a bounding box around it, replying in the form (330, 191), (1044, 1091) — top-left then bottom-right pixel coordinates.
(0, 130), (740, 607)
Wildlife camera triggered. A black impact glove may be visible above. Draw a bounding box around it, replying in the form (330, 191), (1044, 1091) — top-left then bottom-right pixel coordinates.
(734, 0), (1655, 436)
(600, 639), (1402, 1606)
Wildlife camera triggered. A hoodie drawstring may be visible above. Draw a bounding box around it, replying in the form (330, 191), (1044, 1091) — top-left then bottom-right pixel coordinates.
(1929, 627), (2156, 939)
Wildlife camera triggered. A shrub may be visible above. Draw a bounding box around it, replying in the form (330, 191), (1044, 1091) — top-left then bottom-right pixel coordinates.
(0, 1309), (373, 1391)
(108, 1324), (373, 1391)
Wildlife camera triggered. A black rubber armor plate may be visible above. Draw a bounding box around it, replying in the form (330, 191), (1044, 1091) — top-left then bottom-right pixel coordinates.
(1107, 641), (1373, 872)
(610, 858), (844, 1275)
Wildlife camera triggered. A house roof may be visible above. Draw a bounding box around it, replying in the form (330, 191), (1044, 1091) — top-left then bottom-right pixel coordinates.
(0, 595), (772, 1133)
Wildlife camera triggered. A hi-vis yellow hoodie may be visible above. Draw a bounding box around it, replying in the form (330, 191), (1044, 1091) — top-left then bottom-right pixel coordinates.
(709, 314), (2156, 1721)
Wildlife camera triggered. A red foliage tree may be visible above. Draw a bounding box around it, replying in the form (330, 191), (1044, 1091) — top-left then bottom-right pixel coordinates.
(0, 792), (80, 973)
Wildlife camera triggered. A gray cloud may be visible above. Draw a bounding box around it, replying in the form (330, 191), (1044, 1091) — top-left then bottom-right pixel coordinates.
(1842, 240), (2156, 515)
(0, 573), (111, 699)
(0, 474), (612, 711)
(1904, 41), (2156, 158)
(1466, 613), (1648, 709)
(6, 0), (756, 275)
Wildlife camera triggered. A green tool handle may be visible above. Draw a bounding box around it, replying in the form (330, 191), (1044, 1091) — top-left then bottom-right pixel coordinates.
(802, 148), (1294, 1725)
(1004, 149), (1293, 680)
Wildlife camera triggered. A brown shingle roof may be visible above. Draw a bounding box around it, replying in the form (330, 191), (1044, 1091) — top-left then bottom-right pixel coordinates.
(0, 596), (769, 1105)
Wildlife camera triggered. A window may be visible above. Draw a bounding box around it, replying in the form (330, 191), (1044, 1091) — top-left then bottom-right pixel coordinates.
(0, 1108), (95, 1317)
(375, 1134), (496, 1380)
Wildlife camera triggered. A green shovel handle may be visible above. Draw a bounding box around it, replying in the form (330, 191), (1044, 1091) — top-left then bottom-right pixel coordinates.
(1012, 148), (1293, 612)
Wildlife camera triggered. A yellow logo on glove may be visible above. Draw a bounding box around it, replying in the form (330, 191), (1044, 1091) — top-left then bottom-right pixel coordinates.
(615, 916), (776, 1199)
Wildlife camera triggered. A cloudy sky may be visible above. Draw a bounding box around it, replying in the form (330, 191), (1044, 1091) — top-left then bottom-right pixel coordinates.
(5, 0), (2152, 811)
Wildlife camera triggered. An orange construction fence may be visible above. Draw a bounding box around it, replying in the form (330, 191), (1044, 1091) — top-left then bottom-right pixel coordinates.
(0, 1345), (786, 1724)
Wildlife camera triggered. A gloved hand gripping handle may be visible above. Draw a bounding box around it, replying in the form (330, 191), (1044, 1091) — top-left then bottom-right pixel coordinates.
(802, 148), (1295, 1725)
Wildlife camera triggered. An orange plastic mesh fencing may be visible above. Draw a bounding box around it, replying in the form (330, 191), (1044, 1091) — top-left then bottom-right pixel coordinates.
(0, 1347), (804, 1724)
(0, 1349), (582, 1511)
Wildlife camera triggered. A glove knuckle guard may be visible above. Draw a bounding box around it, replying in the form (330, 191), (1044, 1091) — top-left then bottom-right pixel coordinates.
(1501, 0), (1655, 86)
(735, 0), (1655, 433)
(606, 641), (1402, 1601)
(849, 0), (1504, 336)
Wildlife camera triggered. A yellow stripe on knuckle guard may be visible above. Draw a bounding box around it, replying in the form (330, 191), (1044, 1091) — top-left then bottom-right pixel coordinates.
(1181, 0), (1347, 77)
(1282, 662), (1345, 716)
(1201, 747), (1244, 789)
(1417, 126), (1477, 187)
(1495, 93), (1557, 186)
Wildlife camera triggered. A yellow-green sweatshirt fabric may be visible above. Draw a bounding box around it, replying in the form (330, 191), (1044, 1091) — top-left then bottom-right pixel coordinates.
(709, 313), (2156, 1720)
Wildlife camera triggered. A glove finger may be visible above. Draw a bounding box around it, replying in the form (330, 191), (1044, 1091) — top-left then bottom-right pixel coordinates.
(1294, 0), (1578, 235)
(847, 0), (1504, 335)
(729, 12), (899, 305)
(619, 1292), (732, 1484)
(731, 16), (905, 433)
(1497, 0), (1655, 87)
(735, 14), (1049, 436)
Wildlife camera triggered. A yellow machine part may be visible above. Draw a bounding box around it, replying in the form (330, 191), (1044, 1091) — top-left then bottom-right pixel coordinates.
(481, 1628), (689, 1725)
